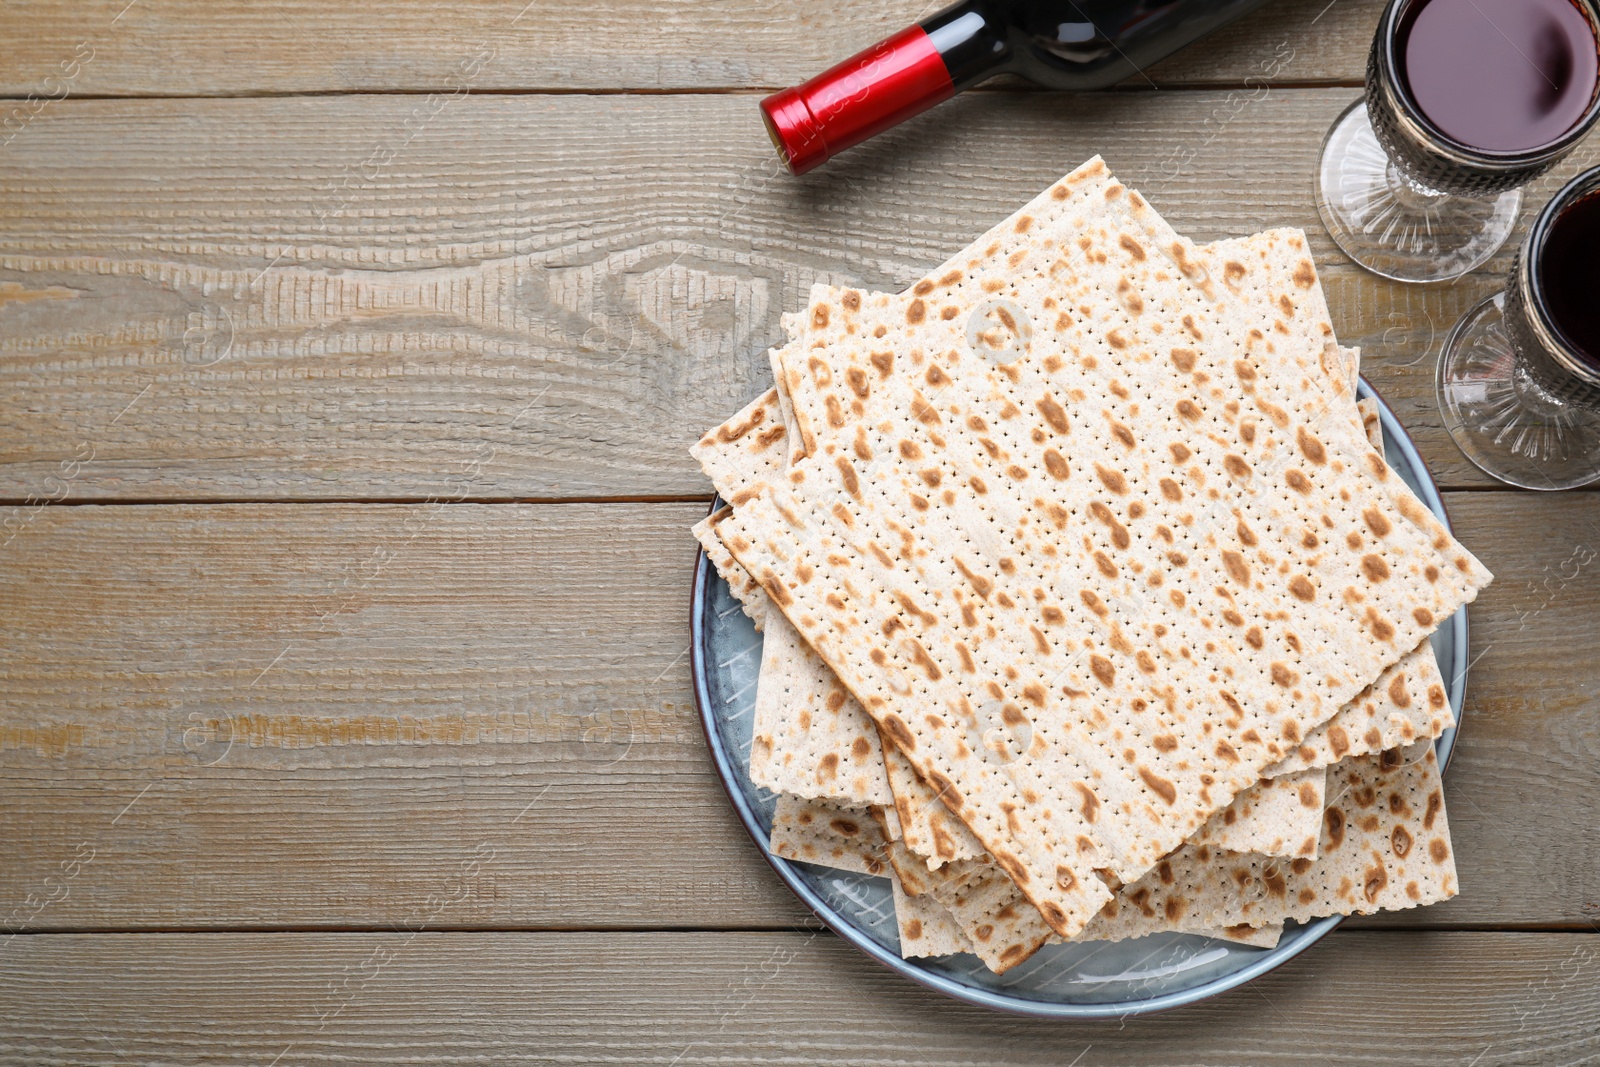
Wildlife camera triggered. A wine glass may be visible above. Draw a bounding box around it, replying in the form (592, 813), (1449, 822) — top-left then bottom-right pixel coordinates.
(1437, 166), (1600, 490)
(1316, 0), (1600, 283)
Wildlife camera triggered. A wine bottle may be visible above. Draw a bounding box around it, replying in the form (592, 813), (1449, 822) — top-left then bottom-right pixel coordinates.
(762, 0), (1277, 174)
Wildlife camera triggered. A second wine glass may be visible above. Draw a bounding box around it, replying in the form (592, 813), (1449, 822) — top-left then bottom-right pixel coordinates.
(1438, 166), (1600, 490)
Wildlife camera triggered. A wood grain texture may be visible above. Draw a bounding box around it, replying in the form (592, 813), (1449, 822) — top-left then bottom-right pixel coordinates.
(2, 930), (1597, 1065)
(0, 501), (810, 930)
(0, 0), (1378, 96)
(1, 496), (1595, 931)
(6, 91), (1598, 502)
(1, 0), (1590, 1054)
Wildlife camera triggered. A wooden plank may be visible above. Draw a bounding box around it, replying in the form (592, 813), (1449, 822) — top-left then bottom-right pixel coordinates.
(0, 0), (1379, 97)
(1367, 493), (1600, 931)
(7, 92), (1596, 503)
(1, 496), (1595, 931)
(0, 500), (808, 930)
(1, 930), (1597, 1065)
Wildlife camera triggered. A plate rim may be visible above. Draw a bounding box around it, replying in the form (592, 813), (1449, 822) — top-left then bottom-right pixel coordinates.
(689, 376), (1467, 1018)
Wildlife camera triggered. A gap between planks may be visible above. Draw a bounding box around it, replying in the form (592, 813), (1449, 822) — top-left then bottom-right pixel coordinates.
(0, 487), (1588, 509)
(2, 921), (1596, 937)
(0, 80), (1368, 103)
(0, 494), (719, 508)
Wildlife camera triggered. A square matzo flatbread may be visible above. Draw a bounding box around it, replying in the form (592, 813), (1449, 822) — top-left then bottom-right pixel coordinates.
(719, 159), (1489, 936)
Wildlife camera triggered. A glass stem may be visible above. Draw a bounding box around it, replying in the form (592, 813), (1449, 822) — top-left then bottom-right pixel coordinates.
(1385, 161), (1455, 206)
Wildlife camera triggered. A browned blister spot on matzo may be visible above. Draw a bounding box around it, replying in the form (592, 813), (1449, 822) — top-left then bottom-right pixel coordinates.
(1094, 464), (1128, 494)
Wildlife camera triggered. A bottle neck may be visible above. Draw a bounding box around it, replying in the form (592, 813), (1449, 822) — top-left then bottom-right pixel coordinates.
(760, 1), (1008, 175)
(921, 1), (1011, 92)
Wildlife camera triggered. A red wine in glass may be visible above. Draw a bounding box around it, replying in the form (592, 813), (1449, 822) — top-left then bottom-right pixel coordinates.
(1399, 0), (1599, 153)
(1316, 0), (1600, 283)
(1538, 189), (1600, 367)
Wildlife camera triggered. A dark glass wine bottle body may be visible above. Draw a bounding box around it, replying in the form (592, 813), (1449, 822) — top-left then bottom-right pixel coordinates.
(925, 0), (1276, 92)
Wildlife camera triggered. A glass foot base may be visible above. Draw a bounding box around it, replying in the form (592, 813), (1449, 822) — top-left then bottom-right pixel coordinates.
(1316, 100), (1521, 283)
(1438, 295), (1600, 490)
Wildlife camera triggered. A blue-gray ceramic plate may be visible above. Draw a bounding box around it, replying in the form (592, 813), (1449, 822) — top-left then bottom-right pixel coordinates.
(691, 378), (1467, 1018)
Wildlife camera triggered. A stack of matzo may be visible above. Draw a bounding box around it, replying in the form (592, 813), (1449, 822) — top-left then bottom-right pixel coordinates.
(691, 157), (1488, 975)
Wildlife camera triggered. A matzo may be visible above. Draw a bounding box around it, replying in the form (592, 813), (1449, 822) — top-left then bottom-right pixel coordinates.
(879, 724), (986, 868)
(695, 508), (768, 626)
(769, 327), (1448, 780)
(899, 843), (1286, 963)
(884, 841), (1054, 973)
(887, 717), (1324, 866)
(1268, 637), (1453, 775)
(1190, 767), (1326, 859)
(738, 235), (1408, 828)
(891, 867), (974, 958)
(761, 260), (1440, 783)
(749, 611), (893, 806)
(784, 767), (1297, 967)
(872, 801), (902, 841)
(1162, 226), (1489, 637)
(695, 393), (892, 807)
(1088, 740), (1458, 933)
(769, 242), (1463, 790)
(771, 331), (812, 469)
(1257, 363), (1458, 775)
(885, 846), (1279, 963)
(689, 387), (789, 502)
(1359, 396), (1384, 451)
(721, 161), (1488, 935)
(746, 256), (1404, 866)
(770, 794), (888, 876)
(911, 744), (1453, 949)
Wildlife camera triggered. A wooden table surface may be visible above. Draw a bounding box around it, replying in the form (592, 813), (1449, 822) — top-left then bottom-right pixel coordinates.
(2, 1), (1598, 1063)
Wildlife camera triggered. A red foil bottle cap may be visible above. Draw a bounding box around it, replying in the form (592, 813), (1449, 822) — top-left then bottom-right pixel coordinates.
(761, 26), (955, 175)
